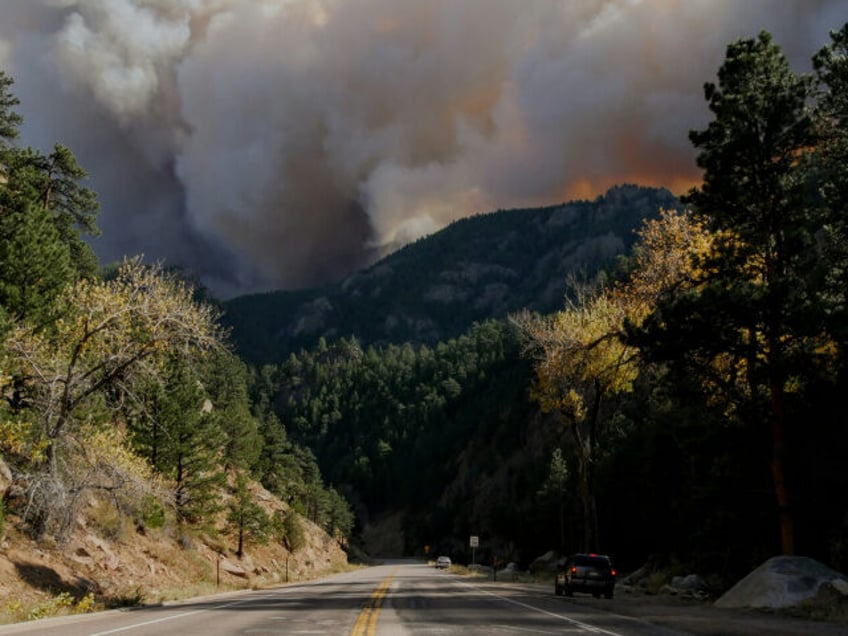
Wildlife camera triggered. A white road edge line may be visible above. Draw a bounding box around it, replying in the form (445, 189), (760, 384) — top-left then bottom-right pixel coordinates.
(457, 581), (624, 636)
(89, 594), (282, 635)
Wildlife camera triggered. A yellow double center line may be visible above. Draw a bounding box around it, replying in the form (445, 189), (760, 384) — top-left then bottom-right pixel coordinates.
(351, 569), (396, 636)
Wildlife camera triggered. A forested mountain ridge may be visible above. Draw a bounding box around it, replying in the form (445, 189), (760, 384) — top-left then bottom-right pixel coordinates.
(223, 184), (679, 363)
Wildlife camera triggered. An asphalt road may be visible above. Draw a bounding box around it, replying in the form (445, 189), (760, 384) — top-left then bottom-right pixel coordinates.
(0, 560), (845, 635)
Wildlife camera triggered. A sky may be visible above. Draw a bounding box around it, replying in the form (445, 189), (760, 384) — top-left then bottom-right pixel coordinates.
(0, 0), (844, 298)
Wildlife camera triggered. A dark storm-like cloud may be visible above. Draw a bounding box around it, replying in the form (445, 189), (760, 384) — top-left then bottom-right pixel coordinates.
(0, 0), (843, 297)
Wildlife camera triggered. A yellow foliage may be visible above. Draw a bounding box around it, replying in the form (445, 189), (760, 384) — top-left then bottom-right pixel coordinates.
(522, 208), (716, 425)
(0, 418), (48, 463)
(2, 259), (224, 448)
(0, 259), (222, 537)
(74, 593), (96, 614)
(83, 428), (157, 484)
(612, 208), (714, 326)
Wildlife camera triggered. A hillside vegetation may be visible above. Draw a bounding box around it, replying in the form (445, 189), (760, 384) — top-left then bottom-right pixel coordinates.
(223, 185), (679, 363)
(0, 469), (348, 623)
(0, 72), (351, 621)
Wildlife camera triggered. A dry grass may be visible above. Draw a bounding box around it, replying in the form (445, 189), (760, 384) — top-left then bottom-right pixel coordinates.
(0, 487), (349, 626)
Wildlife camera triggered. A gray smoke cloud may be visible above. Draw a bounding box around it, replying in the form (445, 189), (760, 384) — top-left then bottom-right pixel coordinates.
(0, 0), (843, 297)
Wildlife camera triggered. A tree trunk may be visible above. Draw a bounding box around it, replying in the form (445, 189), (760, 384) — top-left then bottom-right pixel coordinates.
(175, 454), (186, 523)
(570, 419), (593, 552)
(588, 382), (602, 551)
(765, 309), (794, 555)
(46, 440), (58, 479)
(558, 501), (565, 551)
(769, 380), (794, 555)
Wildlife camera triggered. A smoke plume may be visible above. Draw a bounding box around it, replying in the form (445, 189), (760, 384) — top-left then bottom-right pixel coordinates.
(0, 0), (843, 297)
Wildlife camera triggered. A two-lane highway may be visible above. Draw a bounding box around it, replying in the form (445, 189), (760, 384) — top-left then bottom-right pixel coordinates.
(377, 562), (663, 635)
(0, 560), (845, 635)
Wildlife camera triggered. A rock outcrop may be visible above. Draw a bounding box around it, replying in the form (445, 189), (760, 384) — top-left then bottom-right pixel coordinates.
(715, 556), (848, 610)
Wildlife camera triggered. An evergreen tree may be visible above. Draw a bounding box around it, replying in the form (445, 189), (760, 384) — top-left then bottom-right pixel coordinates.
(34, 144), (100, 279)
(3, 145), (100, 280)
(256, 412), (298, 498)
(0, 72), (99, 325)
(0, 71), (22, 147)
(0, 72), (99, 283)
(0, 197), (72, 325)
(227, 472), (270, 558)
(814, 23), (848, 346)
(203, 350), (263, 471)
(0, 75), (75, 325)
(324, 487), (354, 545)
(274, 509), (305, 553)
(136, 355), (227, 525)
(641, 31), (822, 555)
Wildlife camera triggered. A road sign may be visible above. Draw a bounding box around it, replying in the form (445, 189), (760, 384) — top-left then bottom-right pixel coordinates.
(470, 535), (479, 548)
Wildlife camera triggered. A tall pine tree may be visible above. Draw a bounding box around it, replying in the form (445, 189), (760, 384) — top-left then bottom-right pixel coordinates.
(641, 32), (823, 555)
(814, 23), (848, 348)
(131, 355), (226, 525)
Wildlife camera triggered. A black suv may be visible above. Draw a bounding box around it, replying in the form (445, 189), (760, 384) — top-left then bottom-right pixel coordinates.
(555, 553), (616, 599)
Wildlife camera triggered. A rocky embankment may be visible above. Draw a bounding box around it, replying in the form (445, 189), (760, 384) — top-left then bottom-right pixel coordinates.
(0, 465), (348, 625)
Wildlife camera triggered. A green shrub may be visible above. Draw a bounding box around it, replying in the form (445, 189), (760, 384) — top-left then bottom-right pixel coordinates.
(274, 510), (305, 552)
(138, 496), (166, 530)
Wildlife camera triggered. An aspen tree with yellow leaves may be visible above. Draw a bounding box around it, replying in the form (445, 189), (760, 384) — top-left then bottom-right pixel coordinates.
(517, 209), (711, 552)
(0, 259), (224, 538)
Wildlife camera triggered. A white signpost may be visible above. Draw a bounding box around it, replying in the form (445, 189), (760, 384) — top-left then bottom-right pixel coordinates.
(470, 535), (479, 566)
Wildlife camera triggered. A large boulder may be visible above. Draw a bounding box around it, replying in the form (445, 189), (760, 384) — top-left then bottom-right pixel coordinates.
(671, 574), (708, 592)
(528, 550), (559, 574)
(220, 558), (249, 579)
(715, 556), (848, 609)
(660, 574), (711, 600)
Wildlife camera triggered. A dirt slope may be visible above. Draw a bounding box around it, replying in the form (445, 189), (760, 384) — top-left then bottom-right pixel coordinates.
(0, 480), (348, 624)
